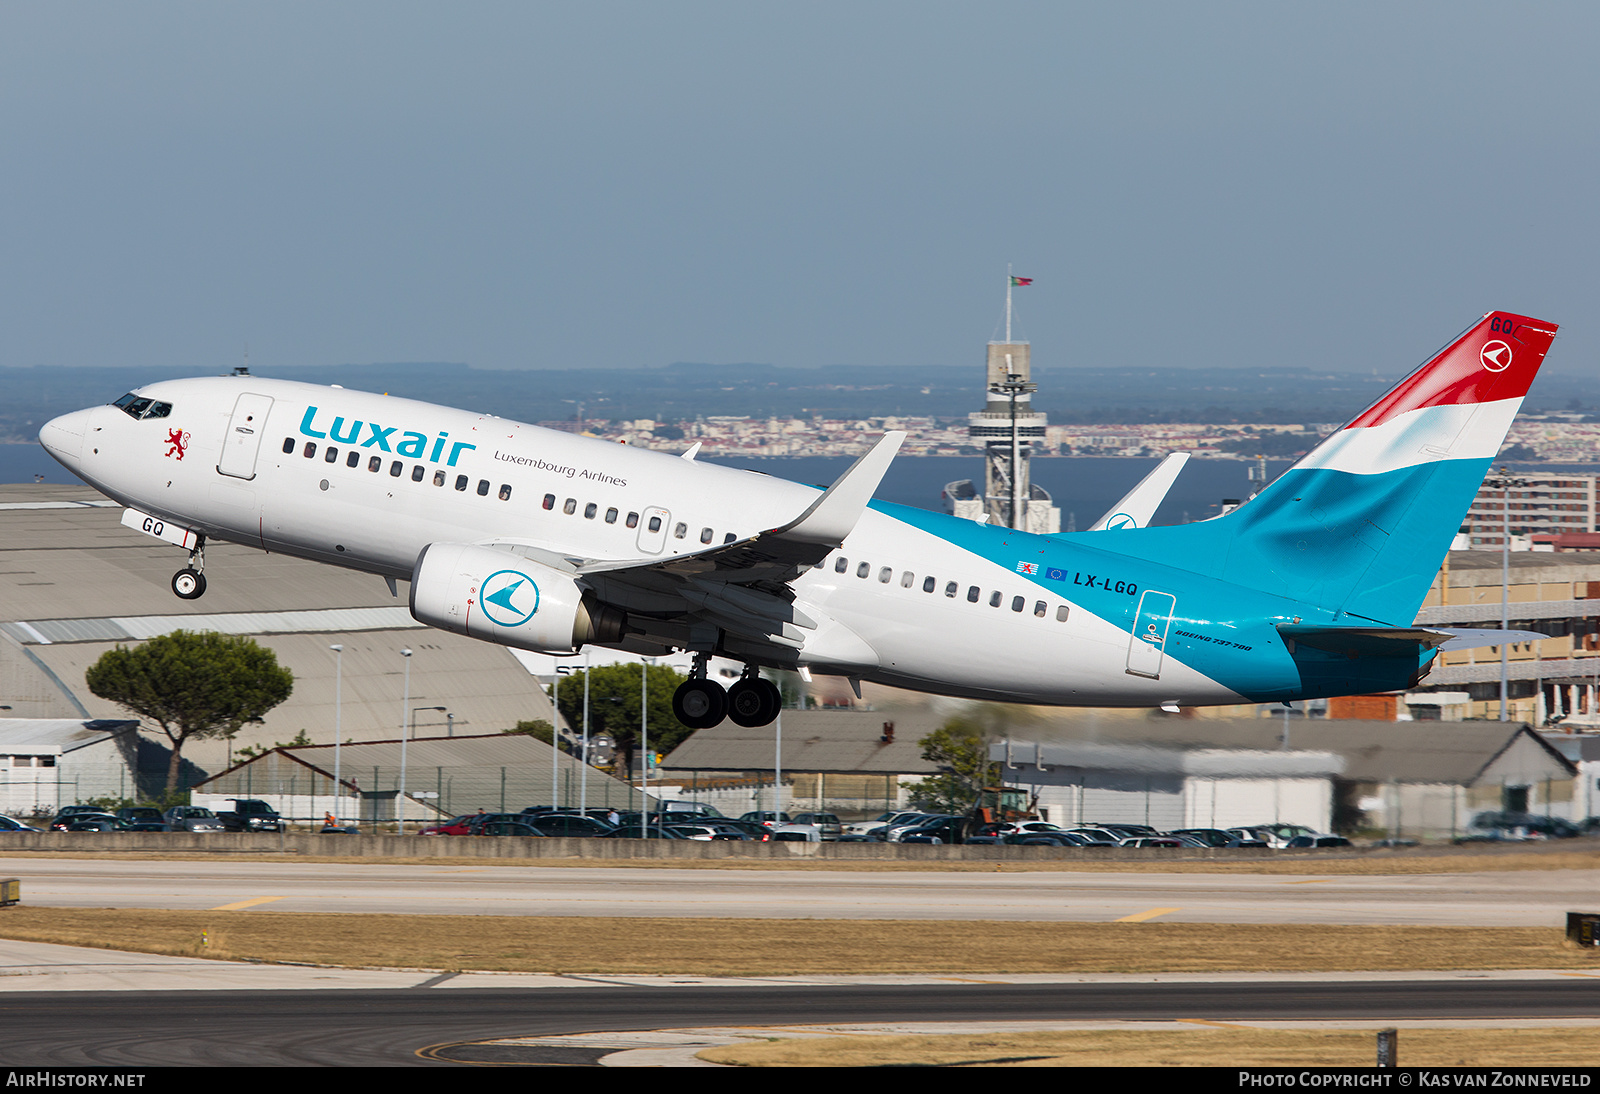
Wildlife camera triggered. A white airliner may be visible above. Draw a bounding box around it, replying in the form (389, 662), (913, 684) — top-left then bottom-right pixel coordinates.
(38, 310), (1554, 729)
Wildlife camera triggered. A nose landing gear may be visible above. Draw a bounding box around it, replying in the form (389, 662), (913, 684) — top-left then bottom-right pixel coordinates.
(171, 568), (207, 600)
(170, 537), (208, 600)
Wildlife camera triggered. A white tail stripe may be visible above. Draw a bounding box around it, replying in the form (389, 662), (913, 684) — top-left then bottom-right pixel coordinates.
(1293, 398), (1522, 477)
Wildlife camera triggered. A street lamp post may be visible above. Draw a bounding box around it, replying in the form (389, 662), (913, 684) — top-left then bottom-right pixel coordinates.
(329, 644), (343, 824)
(1486, 471), (1529, 722)
(398, 647), (412, 834)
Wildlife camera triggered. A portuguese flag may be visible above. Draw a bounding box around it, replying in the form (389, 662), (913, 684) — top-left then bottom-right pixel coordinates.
(1010, 276), (1033, 286)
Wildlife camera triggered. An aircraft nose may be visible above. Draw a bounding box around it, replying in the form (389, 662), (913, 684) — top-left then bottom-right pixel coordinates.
(39, 408), (93, 465)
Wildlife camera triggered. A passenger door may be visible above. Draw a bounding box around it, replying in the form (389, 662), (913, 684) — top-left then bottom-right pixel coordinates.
(1125, 590), (1176, 679)
(216, 393), (275, 480)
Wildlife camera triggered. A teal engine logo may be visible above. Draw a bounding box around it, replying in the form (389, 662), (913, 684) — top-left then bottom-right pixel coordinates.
(479, 569), (540, 627)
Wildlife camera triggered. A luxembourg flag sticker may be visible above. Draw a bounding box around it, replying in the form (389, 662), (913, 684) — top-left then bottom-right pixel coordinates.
(1016, 562), (1039, 575)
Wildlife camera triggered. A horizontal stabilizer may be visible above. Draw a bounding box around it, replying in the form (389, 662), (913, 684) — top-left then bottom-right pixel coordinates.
(1279, 624), (1545, 658)
(1089, 452), (1190, 531)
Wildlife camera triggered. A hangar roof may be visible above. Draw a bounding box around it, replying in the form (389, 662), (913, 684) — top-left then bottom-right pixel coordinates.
(0, 484), (553, 767)
(661, 710), (944, 775)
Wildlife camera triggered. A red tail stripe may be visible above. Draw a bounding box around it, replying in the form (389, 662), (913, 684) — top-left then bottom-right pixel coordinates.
(1345, 311), (1558, 430)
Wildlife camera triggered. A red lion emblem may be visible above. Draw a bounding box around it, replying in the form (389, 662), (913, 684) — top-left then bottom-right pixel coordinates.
(164, 428), (190, 460)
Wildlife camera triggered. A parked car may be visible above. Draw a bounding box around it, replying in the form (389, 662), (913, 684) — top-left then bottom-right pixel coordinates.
(1284, 835), (1354, 849)
(163, 806), (226, 832)
(526, 814), (617, 838)
(788, 812), (843, 841)
(0, 815), (42, 833)
(113, 807), (169, 831)
(59, 812), (134, 832)
(212, 798), (285, 833)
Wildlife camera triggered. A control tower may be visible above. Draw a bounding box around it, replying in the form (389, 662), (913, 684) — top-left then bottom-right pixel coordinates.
(942, 277), (1060, 533)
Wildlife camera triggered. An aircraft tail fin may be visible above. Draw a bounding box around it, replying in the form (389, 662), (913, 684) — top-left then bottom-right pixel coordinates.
(1110, 311), (1558, 624)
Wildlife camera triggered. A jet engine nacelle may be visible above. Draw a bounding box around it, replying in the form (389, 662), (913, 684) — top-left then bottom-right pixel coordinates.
(409, 542), (625, 654)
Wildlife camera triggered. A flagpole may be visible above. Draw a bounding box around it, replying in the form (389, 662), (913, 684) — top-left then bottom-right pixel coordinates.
(1005, 264), (1013, 343)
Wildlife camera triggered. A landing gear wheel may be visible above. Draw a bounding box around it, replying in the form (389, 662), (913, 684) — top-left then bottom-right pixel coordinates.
(727, 678), (782, 727)
(171, 567), (207, 600)
(672, 679), (728, 729)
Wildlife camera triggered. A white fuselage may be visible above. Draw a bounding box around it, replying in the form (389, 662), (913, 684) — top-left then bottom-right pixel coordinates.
(40, 375), (1245, 707)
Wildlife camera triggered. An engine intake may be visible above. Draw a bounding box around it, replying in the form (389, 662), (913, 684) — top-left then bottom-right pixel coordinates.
(409, 542), (625, 654)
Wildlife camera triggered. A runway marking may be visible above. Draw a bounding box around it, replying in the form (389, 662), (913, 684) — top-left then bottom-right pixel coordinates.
(1558, 971), (1600, 979)
(1115, 907), (1180, 923)
(209, 896), (287, 911)
(1177, 1018), (1255, 1029)
(1284, 879), (1334, 885)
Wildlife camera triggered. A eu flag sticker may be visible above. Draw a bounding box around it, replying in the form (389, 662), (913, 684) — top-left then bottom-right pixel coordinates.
(1046, 568), (1067, 581)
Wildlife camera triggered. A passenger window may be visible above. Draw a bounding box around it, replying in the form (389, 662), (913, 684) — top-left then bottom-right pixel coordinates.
(584, 502), (597, 518)
(543, 494), (555, 510)
(477, 480), (490, 496)
(1011, 596), (1024, 612)
(433, 470), (445, 486)
(700, 528), (713, 544)
(282, 438), (294, 454)
(626, 512), (639, 528)
(650, 516), (664, 533)
(967, 586), (980, 603)
(564, 498), (576, 514)
(369, 456), (382, 472)
(673, 522), (687, 538)
(1034, 601), (1047, 617)
(724, 533), (736, 544)
(989, 591), (1002, 608)
(390, 461), (403, 476)
(303, 442), (317, 458)
(1057, 605), (1070, 622)
(857, 562), (870, 579)
(605, 507), (618, 523)
(835, 557), (849, 574)
(347, 451), (360, 469)
(499, 485), (512, 501)
(455, 475), (468, 491)
(901, 572), (915, 588)
(325, 447), (339, 463)
(923, 576), (935, 593)
(879, 567), (892, 584)
(411, 465), (425, 482)
(945, 581), (958, 598)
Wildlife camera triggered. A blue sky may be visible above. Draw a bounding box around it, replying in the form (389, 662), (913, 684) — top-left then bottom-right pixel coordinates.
(4, 2), (1598, 377)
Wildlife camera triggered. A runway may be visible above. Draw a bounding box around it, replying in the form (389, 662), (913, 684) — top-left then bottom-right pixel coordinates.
(5, 857), (1596, 926)
(3, 977), (1599, 1066)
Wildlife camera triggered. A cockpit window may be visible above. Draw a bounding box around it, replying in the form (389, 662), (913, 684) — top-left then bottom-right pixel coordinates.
(111, 393), (173, 420)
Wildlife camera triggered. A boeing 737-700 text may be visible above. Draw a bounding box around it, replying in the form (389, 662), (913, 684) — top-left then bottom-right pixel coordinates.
(37, 310), (1555, 729)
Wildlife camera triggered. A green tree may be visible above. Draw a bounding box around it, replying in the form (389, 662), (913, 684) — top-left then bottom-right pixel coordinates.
(548, 663), (691, 779)
(504, 719), (571, 752)
(85, 630), (295, 793)
(903, 713), (1006, 814)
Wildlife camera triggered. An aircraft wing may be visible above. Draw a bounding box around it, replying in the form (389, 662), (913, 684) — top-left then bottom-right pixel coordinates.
(1087, 452), (1189, 531)
(539, 432), (905, 664)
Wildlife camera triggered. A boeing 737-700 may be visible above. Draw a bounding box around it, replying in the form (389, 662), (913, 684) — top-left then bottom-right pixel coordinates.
(37, 310), (1554, 729)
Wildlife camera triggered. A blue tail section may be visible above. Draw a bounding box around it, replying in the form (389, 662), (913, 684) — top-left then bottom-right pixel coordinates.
(1092, 310), (1558, 626)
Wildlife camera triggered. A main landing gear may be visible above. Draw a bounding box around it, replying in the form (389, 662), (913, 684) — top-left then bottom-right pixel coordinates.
(171, 538), (207, 600)
(672, 659), (782, 730)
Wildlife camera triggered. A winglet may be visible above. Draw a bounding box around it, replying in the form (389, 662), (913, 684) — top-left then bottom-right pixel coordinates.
(681, 442), (702, 461)
(772, 431), (906, 545)
(1089, 452), (1190, 531)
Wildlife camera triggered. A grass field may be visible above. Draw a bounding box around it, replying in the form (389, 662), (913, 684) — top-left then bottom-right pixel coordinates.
(696, 1028), (1600, 1067)
(2, 907), (1599, 975)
